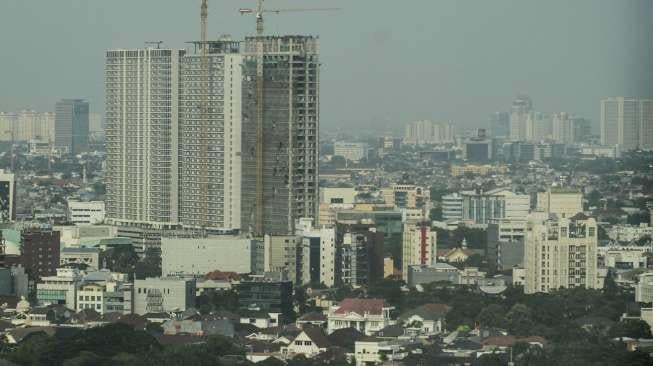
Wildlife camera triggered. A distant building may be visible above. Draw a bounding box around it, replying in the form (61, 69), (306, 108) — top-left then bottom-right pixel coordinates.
(404, 120), (454, 145)
(337, 224), (384, 287)
(402, 223), (437, 281)
(463, 129), (492, 161)
(21, 227), (61, 281)
(524, 213), (599, 294)
(381, 184), (429, 209)
(442, 193), (463, 221)
(450, 164), (507, 177)
(446, 188), (530, 225)
(490, 112), (510, 138)
(55, 99), (89, 154)
(510, 95), (533, 141)
(76, 280), (132, 315)
(235, 278), (293, 316)
(601, 97), (653, 151)
(319, 187), (357, 205)
(0, 171), (16, 222)
(67, 201), (105, 225)
(334, 142), (369, 162)
(536, 188), (583, 218)
(0, 266), (28, 298)
(162, 235), (258, 276)
(263, 235), (306, 285)
(133, 277), (196, 315)
(377, 136), (401, 156)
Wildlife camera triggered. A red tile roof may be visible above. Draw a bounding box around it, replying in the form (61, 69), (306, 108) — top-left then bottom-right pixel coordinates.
(334, 298), (385, 315)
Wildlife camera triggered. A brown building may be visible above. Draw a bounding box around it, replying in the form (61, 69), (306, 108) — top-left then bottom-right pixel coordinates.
(20, 228), (60, 281)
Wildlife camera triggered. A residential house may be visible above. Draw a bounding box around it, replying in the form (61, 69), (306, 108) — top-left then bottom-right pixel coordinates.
(327, 298), (394, 336)
(399, 303), (450, 337)
(354, 337), (406, 366)
(239, 309), (281, 329)
(283, 326), (331, 358)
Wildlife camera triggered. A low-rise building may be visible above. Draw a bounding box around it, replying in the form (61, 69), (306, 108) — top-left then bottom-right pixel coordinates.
(399, 303), (450, 337)
(235, 278), (293, 316)
(60, 247), (100, 271)
(407, 263), (461, 287)
(35, 268), (82, 307)
(133, 277), (196, 315)
(327, 298), (394, 336)
(636, 272), (653, 303)
(283, 327), (330, 358)
(67, 201), (105, 225)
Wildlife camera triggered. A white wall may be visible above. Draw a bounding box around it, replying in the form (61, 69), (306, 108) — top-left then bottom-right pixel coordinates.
(162, 236), (253, 276)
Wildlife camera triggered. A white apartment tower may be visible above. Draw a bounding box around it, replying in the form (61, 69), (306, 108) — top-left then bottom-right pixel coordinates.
(105, 48), (183, 227)
(524, 213), (599, 294)
(178, 40), (242, 230)
(510, 95), (533, 141)
(601, 97), (653, 151)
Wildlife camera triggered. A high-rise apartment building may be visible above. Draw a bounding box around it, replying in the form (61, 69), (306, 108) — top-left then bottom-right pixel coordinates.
(105, 48), (184, 228)
(55, 99), (89, 154)
(0, 111), (56, 142)
(524, 213), (599, 294)
(510, 95), (533, 141)
(241, 36), (320, 235)
(404, 120), (455, 145)
(178, 40), (243, 230)
(601, 97), (653, 151)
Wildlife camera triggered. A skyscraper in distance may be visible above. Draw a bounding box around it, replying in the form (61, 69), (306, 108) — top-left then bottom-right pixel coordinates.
(601, 97), (653, 151)
(510, 94), (533, 141)
(55, 99), (89, 154)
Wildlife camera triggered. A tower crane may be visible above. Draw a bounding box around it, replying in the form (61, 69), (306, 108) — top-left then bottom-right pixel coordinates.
(238, 0), (340, 237)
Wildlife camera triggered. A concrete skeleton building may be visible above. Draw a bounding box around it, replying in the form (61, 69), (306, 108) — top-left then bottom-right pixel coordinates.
(523, 213), (599, 294)
(240, 35), (320, 236)
(601, 97), (653, 151)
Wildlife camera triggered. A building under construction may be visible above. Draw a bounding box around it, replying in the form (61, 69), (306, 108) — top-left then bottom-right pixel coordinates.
(241, 35), (320, 235)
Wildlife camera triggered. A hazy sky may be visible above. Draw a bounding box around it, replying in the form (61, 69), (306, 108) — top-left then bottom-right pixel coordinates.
(1, 0), (651, 133)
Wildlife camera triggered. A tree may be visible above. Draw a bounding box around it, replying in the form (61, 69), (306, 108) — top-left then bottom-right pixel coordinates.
(609, 320), (653, 339)
(506, 304), (535, 337)
(477, 304), (506, 328)
(135, 249), (161, 279)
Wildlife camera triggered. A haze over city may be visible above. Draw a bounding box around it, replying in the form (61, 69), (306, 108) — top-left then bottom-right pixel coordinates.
(1, 0), (652, 132)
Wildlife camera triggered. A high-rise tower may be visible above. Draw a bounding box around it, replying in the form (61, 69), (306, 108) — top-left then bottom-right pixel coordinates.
(105, 48), (184, 227)
(601, 97), (653, 151)
(55, 99), (89, 154)
(241, 36), (320, 235)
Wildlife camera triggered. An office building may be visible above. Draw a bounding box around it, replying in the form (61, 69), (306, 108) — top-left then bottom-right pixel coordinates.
(60, 247), (100, 271)
(0, 171), (15, 223)
(319, 187), (357, 205)
(67, 200), (105, 225)
(402, 222), (437, 281)
(510, 95), (533, 141)
(178, 40), (243, 230)
(35, 268), (82, 307)
(446, 188), (529, 225)
(105, 48), (184, 228)
(406, 263), (460, 287)
(490, 112), (510, 138)
(334, 142), (369, 162)
(463, 129), (492, 161)
(133, 277), (196, 315)
(161, 235), (257, 276)
(552, 112), (572, 145)
(571, 117), (591, 143)
(20, 227), (61, 281)
(442, 193), (464, 221)
(241, 36), (320, 236)
(76, 280), (132, 315)
(523, 213), (599, 294)
(486, 219), (526, 271)
(404, 120), (455, 145)
(636, 272), (653, 303)
(235, 278), (293, 315)
(263, 234), (306, 285)
(536, 188), (583, 218)
(337, 224), (384, 287)
(601, 97), (653, 151)
(381, 184), (430, 209)
(55, 99), (89, 154)
(377, 136), (401, 156)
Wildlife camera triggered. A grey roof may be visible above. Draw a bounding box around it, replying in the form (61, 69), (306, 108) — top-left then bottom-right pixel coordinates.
(301, 326), (331, 349)
(297, 311), (326, 322)
(400, 303), (451, 321)
(374, 324), (405, 338)
(61, 247), (99, 253)
(203, 319), (235, 337)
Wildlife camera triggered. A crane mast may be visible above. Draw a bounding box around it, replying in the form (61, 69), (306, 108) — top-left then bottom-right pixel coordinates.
(254, 0), (265, 236)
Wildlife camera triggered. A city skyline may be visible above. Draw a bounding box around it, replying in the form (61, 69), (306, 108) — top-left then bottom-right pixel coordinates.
(1, 0), (652, 133)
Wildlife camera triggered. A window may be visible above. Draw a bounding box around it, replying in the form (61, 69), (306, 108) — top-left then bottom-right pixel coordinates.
(295, 341), (302, 346)
(304, 341), (312, 346)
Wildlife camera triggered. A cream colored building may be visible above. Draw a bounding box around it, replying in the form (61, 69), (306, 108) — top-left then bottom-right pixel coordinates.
(524, 213), (599, 294)
(536, 188), (583, 218)
(381, 184), (430, 208)
(402, 223), (436, 281)
(319, 187), (357, 204)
